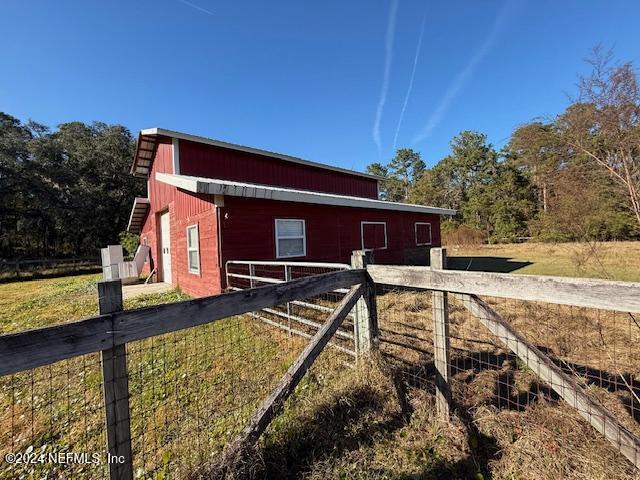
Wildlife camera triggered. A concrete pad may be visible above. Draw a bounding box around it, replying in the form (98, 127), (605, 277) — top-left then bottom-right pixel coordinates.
(122, 282), (172, 300)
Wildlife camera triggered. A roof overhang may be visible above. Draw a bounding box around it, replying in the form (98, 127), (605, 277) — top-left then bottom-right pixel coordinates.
(156, 173), (456, 216)
(127, 197), (150, 234)
(131, 133), (160, 178)
(131, 127), (384, 181)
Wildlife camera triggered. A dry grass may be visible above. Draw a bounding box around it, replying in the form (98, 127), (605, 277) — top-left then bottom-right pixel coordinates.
(446, 241), (640, 282)
(370, 289), (640, 480)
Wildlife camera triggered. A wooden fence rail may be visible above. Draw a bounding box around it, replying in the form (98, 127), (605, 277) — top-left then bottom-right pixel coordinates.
(0, 256), (100, 277)
(368, 264), (640, 313)
(0, 268), (367, 376)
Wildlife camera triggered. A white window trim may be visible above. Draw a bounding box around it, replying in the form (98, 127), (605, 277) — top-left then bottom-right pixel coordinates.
(275, 219), (307, 259)
(415, 222), (432, 246)
(186, 224), (200, 274)
(361, 221), (388, 251)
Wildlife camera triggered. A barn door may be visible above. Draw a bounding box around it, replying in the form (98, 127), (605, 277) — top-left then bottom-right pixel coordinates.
(160, 211), (172, 284)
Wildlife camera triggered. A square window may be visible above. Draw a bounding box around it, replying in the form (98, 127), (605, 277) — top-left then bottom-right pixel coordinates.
(415, 222), (432, 246)
(275, 219), (306, 258)
(361, 222), (387, 250)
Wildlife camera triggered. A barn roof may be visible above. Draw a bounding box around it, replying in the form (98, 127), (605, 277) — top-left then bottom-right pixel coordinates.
(131, 127), (384, 181)
(156, 173), (456, 216)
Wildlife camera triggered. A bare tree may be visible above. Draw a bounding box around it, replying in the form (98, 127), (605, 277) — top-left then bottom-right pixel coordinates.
(558, 47), (640, 227)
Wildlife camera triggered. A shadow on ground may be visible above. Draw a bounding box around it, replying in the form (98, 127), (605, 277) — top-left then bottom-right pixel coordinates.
(447, 256), (532, 273)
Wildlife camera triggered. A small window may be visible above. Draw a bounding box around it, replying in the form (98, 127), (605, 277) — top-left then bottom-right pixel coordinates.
(186, 225), (200, 274)
(415, 222), (432, 246)
(361, 221), (387, 250)
(275, 219), (306, 258)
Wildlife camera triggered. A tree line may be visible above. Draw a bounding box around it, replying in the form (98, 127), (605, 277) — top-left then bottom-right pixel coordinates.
(368, 48), (640, 243)
(1, 48), (638, 260)
(0, 114), (143, 258)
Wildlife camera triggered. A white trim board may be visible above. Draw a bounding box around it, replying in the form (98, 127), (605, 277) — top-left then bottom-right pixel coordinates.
(156, 173), (456, 216)
(172, 138), (180, 175)
(415, 222), (432, 246)
(140, 127), (382, 181)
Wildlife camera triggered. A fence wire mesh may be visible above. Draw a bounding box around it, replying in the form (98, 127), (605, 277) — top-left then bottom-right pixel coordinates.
(375, 284), (640, 475)
(0, 353), (108, 479)
(0, 289), (354, 479)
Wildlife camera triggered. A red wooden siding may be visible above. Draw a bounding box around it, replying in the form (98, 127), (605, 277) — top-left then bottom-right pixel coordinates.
(179, 140), (379, 199)
(218, 196), (441, 270)
(139, 141), (222, 297)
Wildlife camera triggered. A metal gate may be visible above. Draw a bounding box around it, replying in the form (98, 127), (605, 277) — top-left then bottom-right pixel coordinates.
(225, 260), (356, 357)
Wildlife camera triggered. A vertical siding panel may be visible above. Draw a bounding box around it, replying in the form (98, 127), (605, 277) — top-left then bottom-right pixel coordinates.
(179, 140), (379, 199)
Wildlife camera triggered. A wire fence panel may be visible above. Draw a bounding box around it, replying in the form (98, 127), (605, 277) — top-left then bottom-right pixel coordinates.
(0, 277), (361, 479)
(376, 285), (434, 390)
(126, 312), (311, 478)
(0, 353), (108, 479)
(375, 280), (639, 476)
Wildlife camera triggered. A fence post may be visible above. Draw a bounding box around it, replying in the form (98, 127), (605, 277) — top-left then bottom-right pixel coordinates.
(430, 247), (451, 420)
(98, 280), (133, 480)
(350, 250), (378, 356)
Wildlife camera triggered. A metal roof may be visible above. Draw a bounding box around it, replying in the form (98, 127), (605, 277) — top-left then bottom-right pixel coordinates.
(156, 173), (456, 216)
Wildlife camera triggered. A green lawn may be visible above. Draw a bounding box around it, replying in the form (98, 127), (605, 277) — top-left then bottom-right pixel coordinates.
(446, 241), (640, 282)
(0, 274), (316, 479)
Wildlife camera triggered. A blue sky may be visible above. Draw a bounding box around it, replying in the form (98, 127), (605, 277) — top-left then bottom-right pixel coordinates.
(1, 1), (639, 172)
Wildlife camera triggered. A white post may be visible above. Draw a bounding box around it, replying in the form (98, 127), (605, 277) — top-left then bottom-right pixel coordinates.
(285, 265), (293, 335)
(350, 250), (377, 356)
(430, 247), (451, 420)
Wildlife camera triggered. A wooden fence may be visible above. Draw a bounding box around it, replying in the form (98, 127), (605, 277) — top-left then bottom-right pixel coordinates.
(0, 256), (100, 278)
(367, 248), (640, 470)
(0, 267), (372, 479)
(1, 248), (639, 476)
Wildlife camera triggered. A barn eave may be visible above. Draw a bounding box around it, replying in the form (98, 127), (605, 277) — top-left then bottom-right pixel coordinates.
(155, 173), (456, 216)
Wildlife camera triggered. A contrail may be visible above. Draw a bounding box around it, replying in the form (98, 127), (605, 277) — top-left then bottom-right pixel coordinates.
(372, 0), (400, 157)
(412, 1), (516, 144)
(392, 6), (428, 151)
(177, 0), (214, 16)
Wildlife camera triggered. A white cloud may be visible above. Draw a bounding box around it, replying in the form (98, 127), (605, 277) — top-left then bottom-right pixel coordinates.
(177, 0), (214, 16)
(412, 2), (516, 144)
(372, 0), (400, 156)
(393, 7), (427, 151)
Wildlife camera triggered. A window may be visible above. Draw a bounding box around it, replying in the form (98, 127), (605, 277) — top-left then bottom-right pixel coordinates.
(275, 219), (306, 258)
(415, 222), (432, 246)
(186, 225), (200, 274)
(361, 221), (387, 250)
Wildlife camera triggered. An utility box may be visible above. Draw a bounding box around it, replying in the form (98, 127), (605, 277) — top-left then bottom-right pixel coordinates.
(101, 245), (124, 280)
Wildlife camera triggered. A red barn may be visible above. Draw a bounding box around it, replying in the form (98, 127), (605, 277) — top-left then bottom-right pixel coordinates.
(127, 128), (455, 297)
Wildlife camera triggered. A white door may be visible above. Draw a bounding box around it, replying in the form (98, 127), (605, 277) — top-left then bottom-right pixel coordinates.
(160, 211), (172, 284)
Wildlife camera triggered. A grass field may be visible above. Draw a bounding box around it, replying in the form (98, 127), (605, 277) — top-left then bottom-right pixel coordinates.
(446, 241), (640, 282)
(0, 247), (639, 479)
